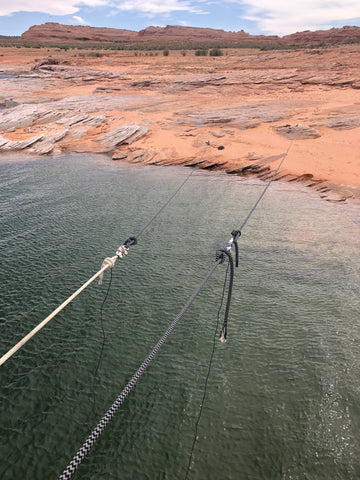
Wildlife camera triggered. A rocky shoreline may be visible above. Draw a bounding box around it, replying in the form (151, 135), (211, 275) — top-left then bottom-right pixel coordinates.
(1, 47), (360, 203)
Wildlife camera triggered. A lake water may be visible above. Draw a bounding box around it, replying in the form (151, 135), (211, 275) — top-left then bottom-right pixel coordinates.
(1, 153), (360, 479)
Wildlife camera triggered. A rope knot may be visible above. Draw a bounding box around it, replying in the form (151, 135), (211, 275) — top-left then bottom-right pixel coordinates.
(216, 250), (226, 264)
(124, 236), (137, 249)
(99, 256), (117, 285)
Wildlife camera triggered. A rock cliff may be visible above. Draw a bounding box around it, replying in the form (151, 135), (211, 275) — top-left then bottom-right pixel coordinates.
(280, 26), (360, 46)
(21, 23), (138, 43)
(20, 23), (360, 47)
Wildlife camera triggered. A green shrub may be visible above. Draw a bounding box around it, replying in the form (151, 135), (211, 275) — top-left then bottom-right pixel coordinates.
(88, 52), (103, 57)
(163, 49), (169, 56)
(195, 49), (208, 56)
(209, 48), (223, 56)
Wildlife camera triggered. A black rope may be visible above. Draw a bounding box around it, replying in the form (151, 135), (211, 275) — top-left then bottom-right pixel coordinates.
(134, 167), (198, 241)
(91, 268), (113, 416)
(217, 141), (293, 336)
(121, 146), (210, 251)
(58, 259), (221, 480)
(184, 142), (292, 477)
(215, 249), (234, 342)
(238, 141), (293, 232)
(231, 229), (241, 267)
(185, 262), (230, 480)
(118, 166), (200, 255)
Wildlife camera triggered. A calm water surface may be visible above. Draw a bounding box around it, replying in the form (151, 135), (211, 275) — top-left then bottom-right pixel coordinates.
(0, 153), (360, 479)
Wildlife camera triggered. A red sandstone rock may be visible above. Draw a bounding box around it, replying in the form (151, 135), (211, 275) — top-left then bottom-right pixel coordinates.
(280, 26), (360, 46)
(21, 23), (138, 43)
(20, 23), (360, 47)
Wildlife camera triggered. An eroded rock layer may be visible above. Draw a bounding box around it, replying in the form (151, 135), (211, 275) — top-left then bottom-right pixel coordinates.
(0, 45), (359, 203)
(20, 23), (360, 47)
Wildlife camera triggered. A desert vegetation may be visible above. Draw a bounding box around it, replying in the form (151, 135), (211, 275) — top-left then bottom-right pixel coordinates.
(1, 36), (359, 54)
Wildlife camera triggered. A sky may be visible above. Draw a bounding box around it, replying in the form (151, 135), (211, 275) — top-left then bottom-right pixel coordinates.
(0, 0), (359, 38)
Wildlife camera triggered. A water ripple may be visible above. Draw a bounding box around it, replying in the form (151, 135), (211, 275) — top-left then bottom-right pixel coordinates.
(0, 154), (359, 479)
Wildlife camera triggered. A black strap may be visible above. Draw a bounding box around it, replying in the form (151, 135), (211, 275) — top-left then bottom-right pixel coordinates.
(231, 230), (241, 268)
(216, 249), (234, 341)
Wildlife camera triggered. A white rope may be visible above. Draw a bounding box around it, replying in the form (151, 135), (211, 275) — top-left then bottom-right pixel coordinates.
(0, 255), (118, 367)
(98, 256), (117, 285)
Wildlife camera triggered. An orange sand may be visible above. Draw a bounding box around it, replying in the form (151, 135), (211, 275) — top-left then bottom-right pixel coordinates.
(0, 45), (359, 200)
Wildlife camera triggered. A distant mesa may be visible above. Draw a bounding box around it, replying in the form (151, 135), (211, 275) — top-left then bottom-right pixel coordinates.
(20, 22), (275, 44)
(19, 22), (360, 47)
(21, 23), (137, 43)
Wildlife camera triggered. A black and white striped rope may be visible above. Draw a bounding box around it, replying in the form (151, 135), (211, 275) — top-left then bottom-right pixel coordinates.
(58, 259), (221, 480)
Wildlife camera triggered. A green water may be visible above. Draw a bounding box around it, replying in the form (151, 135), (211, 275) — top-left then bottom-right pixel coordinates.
(1, 153), (360, 480)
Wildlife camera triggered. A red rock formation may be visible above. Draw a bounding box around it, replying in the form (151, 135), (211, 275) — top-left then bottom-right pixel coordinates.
(19, 22), (278, 45)
(20, 22), (360, 47)
(21, 22), (138, 43)
(281, 26), (360, 46)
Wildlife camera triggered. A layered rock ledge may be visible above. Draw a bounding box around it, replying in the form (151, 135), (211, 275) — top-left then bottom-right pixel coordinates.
(0, 46), (359, 203)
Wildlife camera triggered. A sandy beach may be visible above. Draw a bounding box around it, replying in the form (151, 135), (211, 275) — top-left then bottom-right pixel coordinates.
(0, 45), (359, 202)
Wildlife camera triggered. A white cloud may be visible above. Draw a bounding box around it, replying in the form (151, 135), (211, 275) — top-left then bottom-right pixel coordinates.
(236, 0), (360, 35)
(116, 0), (205, 15)
(72, 15), (88, 24)
(0, 0), (206, 17)
(2, 0), (358, 32)
(0, 0), (109, 16)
